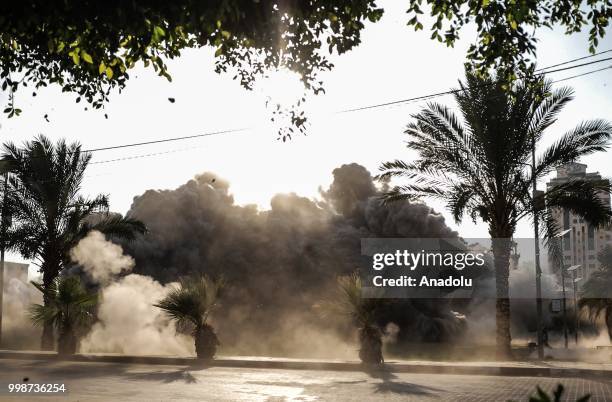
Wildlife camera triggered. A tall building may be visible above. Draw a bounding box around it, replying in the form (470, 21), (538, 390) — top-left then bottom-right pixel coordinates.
(547, 163), (612, 287)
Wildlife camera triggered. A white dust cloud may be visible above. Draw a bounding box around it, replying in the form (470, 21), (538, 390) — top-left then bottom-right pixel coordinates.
(70, 230), (135, 284)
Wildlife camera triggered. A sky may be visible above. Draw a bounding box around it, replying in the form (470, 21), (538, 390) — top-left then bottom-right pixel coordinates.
(1, 0), (611, 267)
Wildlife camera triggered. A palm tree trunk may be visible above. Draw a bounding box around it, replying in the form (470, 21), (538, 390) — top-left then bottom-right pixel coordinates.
(358, 325), (383, 364)
(58, 327), (77, 355)
(194, 324), (219, 359)
(40, 270), (55, 351)
(491, 236), (513, 359)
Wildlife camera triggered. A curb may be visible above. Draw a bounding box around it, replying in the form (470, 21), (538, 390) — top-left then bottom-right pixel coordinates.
(0, 351), (610, 380)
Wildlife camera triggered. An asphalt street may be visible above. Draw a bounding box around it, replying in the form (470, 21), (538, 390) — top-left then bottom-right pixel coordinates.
(0, 359), (610, 401)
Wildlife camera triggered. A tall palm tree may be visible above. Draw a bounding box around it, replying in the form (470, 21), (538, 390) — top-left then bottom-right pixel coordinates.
(378, 72), (612, 358)
(2, 135), (147, 350)
(29, 276), (97, 355)
(154, 274), (224, 359)
(579, 245), (612, 341)
(316, 272), (386, 364)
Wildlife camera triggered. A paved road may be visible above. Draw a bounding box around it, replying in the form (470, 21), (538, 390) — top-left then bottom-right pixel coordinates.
(0, 359), (610, 401)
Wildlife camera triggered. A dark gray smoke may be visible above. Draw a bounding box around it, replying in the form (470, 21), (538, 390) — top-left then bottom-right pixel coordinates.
(122, 163), (464, 357)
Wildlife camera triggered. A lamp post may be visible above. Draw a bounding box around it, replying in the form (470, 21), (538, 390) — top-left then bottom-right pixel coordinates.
(531, 134), (544, 359)
(555, 229), (572, 349)
(567, 264), (581, 345)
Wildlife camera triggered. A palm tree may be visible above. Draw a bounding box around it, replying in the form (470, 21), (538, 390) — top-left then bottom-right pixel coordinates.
(154, 274), (224, 359)
(579, 245), (612, 341)
(29, 276), (97, 355)
(378, 72), (612, 358)
(2, 135), (147, 350)
(316, 272), (386, 364)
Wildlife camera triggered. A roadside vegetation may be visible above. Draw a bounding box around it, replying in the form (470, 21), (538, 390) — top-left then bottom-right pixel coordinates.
(29, 276), (97, 355)
(154, 274), (225, 359)
(316, 272), (387, 364)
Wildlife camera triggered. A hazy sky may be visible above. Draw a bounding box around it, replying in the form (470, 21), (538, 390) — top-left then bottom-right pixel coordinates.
(1, 1), (611, 266)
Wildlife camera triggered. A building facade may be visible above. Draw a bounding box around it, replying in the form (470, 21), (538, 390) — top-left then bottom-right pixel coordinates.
(547, 163), (612, 288)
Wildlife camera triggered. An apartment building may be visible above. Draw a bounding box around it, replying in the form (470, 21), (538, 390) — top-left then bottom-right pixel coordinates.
(546, 163), (612, 287)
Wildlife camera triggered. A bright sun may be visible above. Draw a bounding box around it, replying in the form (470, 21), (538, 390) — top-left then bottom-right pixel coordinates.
(257, 68), (305, 108)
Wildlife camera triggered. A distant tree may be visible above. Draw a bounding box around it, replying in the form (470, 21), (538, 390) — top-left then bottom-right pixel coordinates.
(378, 72), (612, 358)
(29, 276), (97, 355)
(316, 272), (386, 364)
(154, 274), (224, 359)
(1, 2), (611, 120)
(579, 245), (612, 341)
(2, 135), (146, 350)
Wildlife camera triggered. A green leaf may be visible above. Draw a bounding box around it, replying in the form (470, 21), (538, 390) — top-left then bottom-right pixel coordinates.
(154, 25), (165, 38)
(214, 47), (223, 57)
(105, 66), (113, 79)
(99, 62), (106, 75)
(81, 51), (93, 64)
(71, 52), (80, 65)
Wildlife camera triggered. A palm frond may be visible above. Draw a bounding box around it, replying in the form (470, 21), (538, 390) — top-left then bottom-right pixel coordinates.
(546, 179), (612, 228)
(81, 214), (147, 241)
(536, 120), (612, 178)
(316, 272), (385, 328)
(528, 85), (574, 138)
(154, 274), (224, 330)
(29, 276), (97, 331)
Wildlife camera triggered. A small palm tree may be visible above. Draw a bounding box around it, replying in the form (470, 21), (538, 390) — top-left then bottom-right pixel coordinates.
(378, 72), (612, 358)
(317, 272), (386, 364)
(154, 274), (224, 359)
(29, 276), (97, 355)
(579, 245), (612, 341)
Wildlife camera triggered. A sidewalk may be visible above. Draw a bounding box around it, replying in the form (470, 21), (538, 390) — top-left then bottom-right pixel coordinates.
(0, 350), (610, 379)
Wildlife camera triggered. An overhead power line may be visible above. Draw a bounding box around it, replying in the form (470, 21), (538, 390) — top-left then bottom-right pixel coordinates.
(4, 49), (611, 165)
(535, 48), (612, 72)
(338, 55), (612, 113)
(77, 49), (612, 156)
(83, 64), (612, 168)
(552, 64), (612, 84)
(83, 127), (248, 153)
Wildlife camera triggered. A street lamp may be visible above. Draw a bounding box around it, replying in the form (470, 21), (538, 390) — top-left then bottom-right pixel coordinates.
(567, 264), (581, 345)
(555, 229), (572, 349)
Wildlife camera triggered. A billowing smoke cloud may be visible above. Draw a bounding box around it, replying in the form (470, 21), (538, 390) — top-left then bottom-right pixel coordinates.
(118, 163), (464, 356)
(70, 230), (135, 284)
(67, 232), (192, 355)
(80, 274), (193, 356)
(6, 162), (601, 358)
